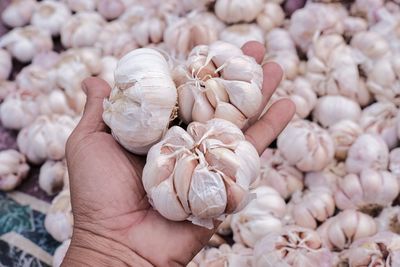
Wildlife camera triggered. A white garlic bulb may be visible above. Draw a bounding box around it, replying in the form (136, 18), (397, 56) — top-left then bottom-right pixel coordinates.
(98, 56), (118, 87)
(214, 0), (264, 23)
(1, 0), (37, 28)
(375, 206), (400, 234)
(350, 0), (384, 23)
(390, 148), (400, 177)
(258, 149), (304, 199)
(174, 41), (263, 129)
(61, 12), (106, 48)
(0, 149), (29, 191)
(343, 16), (368, 38)
(53, 239), (71, 267)
(345, 134), (389, 174)
(360, 101), (399, 149)
(38, 89), (75, 116)
(62, 0), (97, 12)
(16, 64), (57, 94)
(190, 244), (253, 267)
(290, 187), (335, 229)
(219, 24), (264, 48)
(45, 190), (73, 242)
(317, 210), (377, 250)
(31, 1), (72, 36)
(0, 26), (53, 63)
(231, 186), (286, 248)
(63, 47), (102, 75)
(253, 226), (333, 267)
(0, 49), (12, 80)
(0, 81), (17, 101)
(164, 12), (223, 59)
(304, 169), (340, 193)
(329, 120), (363, 160)
(103, 48), (177, 155)
(39, 160), (67, 196)
(335, 169), (399, 215)
(313, 95), (362, 128)
(0, 90), (40, 130)
(277, 120), (335, 172)
(256, 3), (285, 32)
(142, 119), (260, 228)
(97, 0), (125, 20)
(17, 115), (77, 164)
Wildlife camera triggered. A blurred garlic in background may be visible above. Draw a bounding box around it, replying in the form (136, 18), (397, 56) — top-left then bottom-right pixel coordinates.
(256, 3), (285, 32)
(0, 81), (16, 101)
(62, 0), (97, 12)
(214, 0), (264, 24)
(390, 148), (400, 177)
(0, 49), (12, 80)
(189, 244), (253, 267)
(97, 0), (126, 20)
(39, 160), (67, 196)
(1, 0), (37, 28)
(375, 207), (400, 234)
(0, 149), (29, 191)
(220, 24), (264, 48)
(98, 56), (118, 87)
(52, 239), (71, 267)
(329, 120), (363, 160)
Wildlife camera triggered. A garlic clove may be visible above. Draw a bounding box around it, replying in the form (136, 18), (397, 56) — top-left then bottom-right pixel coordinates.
(39, 160), (67, 196)
(214, 102), (247, 130)
(205, 147), (241, 178)
(173, 154), (197, 214)
(204, 79), (230, 108)
(223, 177), (247, 214)
(191, 92), (215, 123)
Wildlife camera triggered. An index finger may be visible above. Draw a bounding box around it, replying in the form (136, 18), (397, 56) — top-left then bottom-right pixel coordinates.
(241, 41), (266, 64)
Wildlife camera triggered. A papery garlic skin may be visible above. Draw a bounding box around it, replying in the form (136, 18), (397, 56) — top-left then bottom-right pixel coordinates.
(220, 24), (264, 48)
(0, 26), (53, 63)
(98, 56), (118, 87)
(31, 1), (72, 36)
(1, 0), (37, 28)
(375, 207), (400, 234)
(174, 41), (263, 129)
(0, 49), (12, 80)
(17, 115), (77, 164)
(0, 90), (40, 130)
(277, 120), (335, 172)
(256, 3), (285, 32)
(290, 187), (335, 229)
(214, 0), (264, 23)
(258, 149), (304, 199)
(0, 149), (29, 191)
(103, 48), (177, 155)
(53, 239), (71, 267)
(335, 169), (399, 215)
(317, 210), (377, 250)
(253, 226), (333, 267)
(329, 120), (363, 160)
(45, 190), (73, 242)
(190, 244), (253, 267)
(63, 0), (97, 12)
(97, 0), (125, 20)
(231, 186), (286, 248)
(39, 160), (67, 196)
(61, 12), (106, 48)
(345, 134), (389, 174)
(313, 96), (361, 128)
(390, 148), (400, 177)
(142, 119), (260, 228)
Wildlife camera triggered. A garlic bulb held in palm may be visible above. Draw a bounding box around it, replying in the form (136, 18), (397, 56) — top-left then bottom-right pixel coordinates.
(0, 49), (12, 80)
(1, 0), (37, 28)
(39, 160), (67, 196)
(0, 150), (30, 191)
(31, 1), (72, 36)
(103, 48), (177, 155)
(45, 190), (73, 242)
(143, 119), (260, 228)
(215, 0), (264, 23)
(174, 41), (263, 129)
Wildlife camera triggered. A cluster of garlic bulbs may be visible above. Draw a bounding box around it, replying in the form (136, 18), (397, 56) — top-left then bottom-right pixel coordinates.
(1, 0), (400, 266)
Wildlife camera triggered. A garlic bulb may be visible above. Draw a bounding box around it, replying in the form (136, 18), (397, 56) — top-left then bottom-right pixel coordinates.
(0, 81), (17, 101)
(38, 89), (76, 116)
(390, 148), (400, 177)
(256, 3), (285, 32)
(329, 120), (363, 160)
(0, 90), (40, 130)
(253, 226), (333, 267)
(16, 64), (57, 94)
(103, 48), (177, 154)
(32, 51), (61, 70)
(190, 244), (253, 267)
(375, 207), (400, 234)
(142, 119), (260, 228)
(258, 149), (304, 199)
(0, 149), (29, 191)
(97, 0), (125, 20)
(45, 190), (73, 242)
(63, 47), (102, 75)
(39, 160), (67, 196)
(164, 12), (223, 59)
(98, 56), (118, 87)
(360, 102), (399, 149)
(62, 0), (97, 12)
(0, 49), (12, 80)
(61, 12), (106, 48)
(277, 120), (335, 172)
(345, 134), (389, 174)
(231, 186), (286, 248)
(174, 41), (263, 129)
(304, 169), (340, 193)
(219, 24), (264, 48)
(95, 20), (138, 58)
(313, 95), (361, 128)
(214, 0), (264, 23)
(0, 26), (53, 63)
(31, 1), (72, 36)
(264, 29), (300, 80)
(317, 210), (377, 250)
(1, 0), (37, 28)
(335, 169), (399, 215)
(347, 232), (400, 267)
(350, 0), (384, 23)
(53, 239), (71, 267)
(290, 187), (335, 229)
(17, 115), (77, 164)
(343, 16), (368, 38)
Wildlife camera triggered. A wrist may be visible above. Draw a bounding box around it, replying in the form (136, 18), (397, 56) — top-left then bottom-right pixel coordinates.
(62, 227), (153, 267)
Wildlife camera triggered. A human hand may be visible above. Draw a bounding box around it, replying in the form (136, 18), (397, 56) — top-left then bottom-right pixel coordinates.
(62, 41), (295, 267)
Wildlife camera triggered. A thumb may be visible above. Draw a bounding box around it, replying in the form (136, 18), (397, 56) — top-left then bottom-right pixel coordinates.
(76, 77), (111, 134)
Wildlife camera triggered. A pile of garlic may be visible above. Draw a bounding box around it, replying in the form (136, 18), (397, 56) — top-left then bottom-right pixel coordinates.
(1, 0), (400, 266)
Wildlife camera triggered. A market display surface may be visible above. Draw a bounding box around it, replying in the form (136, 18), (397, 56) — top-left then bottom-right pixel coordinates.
(1, 0), (400, 266)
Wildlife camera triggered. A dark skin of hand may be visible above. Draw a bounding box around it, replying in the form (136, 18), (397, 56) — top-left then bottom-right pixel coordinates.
(62, 41), (295, 267)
